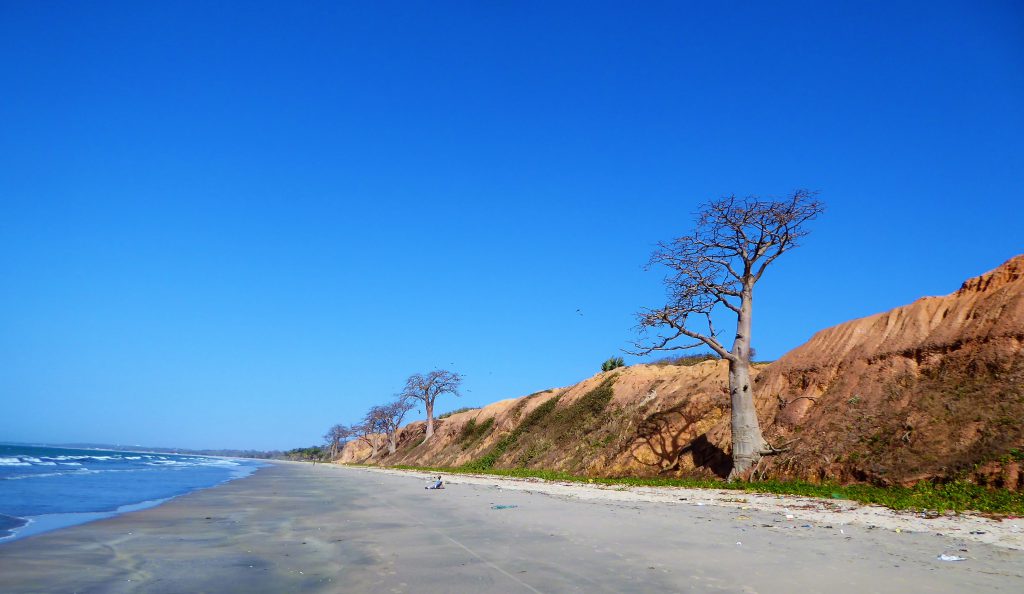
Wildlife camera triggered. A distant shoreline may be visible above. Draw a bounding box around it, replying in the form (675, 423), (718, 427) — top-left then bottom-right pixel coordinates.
(0, 441), (281, 460)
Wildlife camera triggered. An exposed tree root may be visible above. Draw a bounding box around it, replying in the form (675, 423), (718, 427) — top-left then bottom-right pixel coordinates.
(777, 395), (818, 409)
(759, 438), (798, 455)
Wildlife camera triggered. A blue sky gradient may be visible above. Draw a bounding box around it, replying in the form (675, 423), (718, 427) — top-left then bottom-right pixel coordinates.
(2, 1), (1022, 450)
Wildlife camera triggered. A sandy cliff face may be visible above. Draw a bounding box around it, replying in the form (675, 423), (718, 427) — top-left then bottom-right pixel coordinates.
(340, 255), (1024, 489)
(339, 360), (750, 478)
(754, 255), (1024, 487)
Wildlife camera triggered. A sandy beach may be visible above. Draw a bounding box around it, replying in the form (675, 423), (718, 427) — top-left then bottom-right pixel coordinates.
(1, 462), (1021, 593)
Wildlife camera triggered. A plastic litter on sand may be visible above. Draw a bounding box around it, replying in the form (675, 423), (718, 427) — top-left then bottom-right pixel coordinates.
(491, 505), (518, 510)
(937, 554), (967, 562)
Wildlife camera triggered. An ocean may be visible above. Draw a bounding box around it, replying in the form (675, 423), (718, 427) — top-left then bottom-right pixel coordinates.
(0, 444), (266, 542)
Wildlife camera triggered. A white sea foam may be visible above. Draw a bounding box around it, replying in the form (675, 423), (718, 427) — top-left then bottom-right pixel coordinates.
(2, 470), (86, 480)
(11, 467), (153, 478)
(198, 459), (240, 467)
(139, 457), (240, 469)
(1, 448), (266, 543)
(0, 458), (31, 466)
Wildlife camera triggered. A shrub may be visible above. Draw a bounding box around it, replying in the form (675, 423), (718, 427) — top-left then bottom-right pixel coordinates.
(439, 407), (479, 419)
(462, 394), (562, 471)
(458, 417), (495, 450)
(650, 353), (718, 367)
(601, 356), (625, 372)
(463, 376), (620, 471)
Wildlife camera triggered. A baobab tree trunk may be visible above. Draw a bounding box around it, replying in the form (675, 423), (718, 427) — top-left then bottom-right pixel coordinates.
(424, 401), (435, 440)
(728, 358), (767, 479)
(388, 434), (398, 455)
(728, 287), (769, 479)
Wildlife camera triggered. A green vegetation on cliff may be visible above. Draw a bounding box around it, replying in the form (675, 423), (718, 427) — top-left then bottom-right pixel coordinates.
(461, 375), (618, 472)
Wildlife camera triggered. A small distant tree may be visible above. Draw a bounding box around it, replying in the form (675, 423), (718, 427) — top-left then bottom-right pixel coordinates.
(378, 397), (415, 455)
(356, 409), (387, 460)
(353, 422), (373, 459)
(601, 356), (625, 372)
(632, 191), (824, 479)
(401, 369), (463, 440)
(323, 424), (354, 460)
(285, 446), (326, 462)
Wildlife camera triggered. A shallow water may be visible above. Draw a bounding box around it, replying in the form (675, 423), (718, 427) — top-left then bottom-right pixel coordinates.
(0, 443), (264, 541)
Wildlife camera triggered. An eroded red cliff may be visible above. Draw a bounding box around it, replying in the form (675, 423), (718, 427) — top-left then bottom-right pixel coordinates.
(339, 255), (1024, 489)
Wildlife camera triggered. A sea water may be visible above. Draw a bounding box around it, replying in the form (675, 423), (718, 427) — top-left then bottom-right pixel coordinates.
(0, 444), (265, 542)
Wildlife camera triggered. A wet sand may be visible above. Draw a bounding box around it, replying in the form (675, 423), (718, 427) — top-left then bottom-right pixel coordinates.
(1, 462), (1021, 593)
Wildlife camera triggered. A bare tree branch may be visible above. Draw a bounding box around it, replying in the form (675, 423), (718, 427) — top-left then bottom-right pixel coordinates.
(355, 409), (389, 460)
(378, 397), (415, 454)
(631, 306), (733, 359)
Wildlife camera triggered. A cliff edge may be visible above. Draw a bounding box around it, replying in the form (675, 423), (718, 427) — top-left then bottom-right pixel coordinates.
(755, 255), (1024, 487)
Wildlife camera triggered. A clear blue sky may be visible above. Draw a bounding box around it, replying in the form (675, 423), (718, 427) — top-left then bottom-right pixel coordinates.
(2, 1), (1021, 450)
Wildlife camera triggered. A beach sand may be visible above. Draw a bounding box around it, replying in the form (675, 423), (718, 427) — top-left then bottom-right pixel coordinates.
(1, 462), (1021, 593)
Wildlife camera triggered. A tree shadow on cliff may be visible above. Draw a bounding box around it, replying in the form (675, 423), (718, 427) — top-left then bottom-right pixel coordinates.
(631, 404), (732, 479)
(679, 434), (732, 478)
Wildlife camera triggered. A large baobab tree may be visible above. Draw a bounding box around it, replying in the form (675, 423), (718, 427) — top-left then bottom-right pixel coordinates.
(401, 369), (462, 440)
(633, 190), (824, 479)
(379, 397), (415, 455)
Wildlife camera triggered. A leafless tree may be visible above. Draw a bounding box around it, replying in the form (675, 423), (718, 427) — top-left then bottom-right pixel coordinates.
(323, 424), (354, 460)
(356, 409), (388, 460)
(378, 397), (415, 455)
(632, 190), (824, 479)
(401, 369), (463, 440)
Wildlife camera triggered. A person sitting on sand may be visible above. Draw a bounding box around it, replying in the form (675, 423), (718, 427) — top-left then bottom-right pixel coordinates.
(425, 476), (444, 489)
